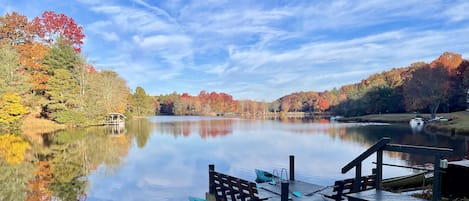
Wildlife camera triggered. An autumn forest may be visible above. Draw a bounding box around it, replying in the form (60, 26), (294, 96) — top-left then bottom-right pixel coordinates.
(2, 8), (469, 201)
(1, 11), (469, 133)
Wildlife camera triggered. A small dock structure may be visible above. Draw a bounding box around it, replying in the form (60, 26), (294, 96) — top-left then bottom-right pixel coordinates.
(104, 113), (126, 134)
(105, 113), (126, 126)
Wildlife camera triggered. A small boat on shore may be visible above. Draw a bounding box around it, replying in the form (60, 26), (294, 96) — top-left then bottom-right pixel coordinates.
(409, 117), (424, 126)
(382, 171), (433, 191)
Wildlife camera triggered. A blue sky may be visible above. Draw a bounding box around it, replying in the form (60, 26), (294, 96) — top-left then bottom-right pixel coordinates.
(2, 0), (469, 101)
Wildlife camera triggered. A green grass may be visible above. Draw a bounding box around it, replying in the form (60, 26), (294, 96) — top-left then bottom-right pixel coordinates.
(341, 111), (469, 136)
(340, 113), (425, 123)
(425, 111), (469, 136)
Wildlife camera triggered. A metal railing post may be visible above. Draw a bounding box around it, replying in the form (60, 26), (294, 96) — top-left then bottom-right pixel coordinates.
(376, 150), (383, 190)
(353, 162), (362, 192)
(209, 164), (215, 195)
(432, 158), (441, 201)
(281, 182), (289, 201)
(289, 155), (295, 181)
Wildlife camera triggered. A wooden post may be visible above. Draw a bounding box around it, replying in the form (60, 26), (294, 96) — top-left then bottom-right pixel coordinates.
(289, 155), (295, 181)
(376, 150), (383, 190)
(281, 182), (289, 201)
(209, 164), (215, 195)
(432, 158), (441, 201)
(353, 162), (362, 192)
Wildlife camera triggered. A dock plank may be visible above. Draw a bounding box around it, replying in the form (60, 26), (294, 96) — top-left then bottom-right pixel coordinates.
(346, 189), (427, 201)
(256, 180), (333, 201)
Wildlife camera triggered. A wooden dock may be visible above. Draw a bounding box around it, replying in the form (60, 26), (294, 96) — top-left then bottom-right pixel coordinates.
(104, 113), (126, 134)
(207, 164), (333, 201)
(204, 138), (454, 201)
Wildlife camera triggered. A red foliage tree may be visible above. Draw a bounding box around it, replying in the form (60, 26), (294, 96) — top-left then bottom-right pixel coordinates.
(318, 96), (330, 112)
(31, 11), (85, 52)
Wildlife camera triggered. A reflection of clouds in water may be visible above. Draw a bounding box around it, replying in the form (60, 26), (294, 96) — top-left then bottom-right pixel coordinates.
(86, 117), (468, 201)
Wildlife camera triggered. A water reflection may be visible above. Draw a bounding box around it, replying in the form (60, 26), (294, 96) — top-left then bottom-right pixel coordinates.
(1, 117), (468, 201)
(152, 116), (235, 138)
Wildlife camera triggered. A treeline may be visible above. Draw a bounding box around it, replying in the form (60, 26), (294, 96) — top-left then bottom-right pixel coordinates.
(156, 91), (287, 117)
(156, 91), (238, 115)
(277, 52), (469, 118)
(153, 52), (469, 119)
(0, 11), (152, 131)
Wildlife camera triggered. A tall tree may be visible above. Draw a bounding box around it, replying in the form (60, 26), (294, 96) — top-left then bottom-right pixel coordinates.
(43, 69), (81, 121)
(31, 11), (85, 52)
(0, 45), (31, 95)
(0, 12), (30, 45)
(88, 70), (130, 115)
(14, 42), (49, 92)
(131, 87), (154, 116)
(403, 64), (450, 119)
(318, 96), (330, 112)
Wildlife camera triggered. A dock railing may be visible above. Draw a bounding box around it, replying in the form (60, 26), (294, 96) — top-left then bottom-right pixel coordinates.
(341, 137), (453, 201)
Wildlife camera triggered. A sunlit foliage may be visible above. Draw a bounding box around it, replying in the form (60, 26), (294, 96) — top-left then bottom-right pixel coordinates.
(0, 93), (27, 130)
(0, 134), (30, 164)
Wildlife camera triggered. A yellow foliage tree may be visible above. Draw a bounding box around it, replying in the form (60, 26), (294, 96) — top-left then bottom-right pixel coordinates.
(0, 92), (27, 127)
(0, 134), (31, 164)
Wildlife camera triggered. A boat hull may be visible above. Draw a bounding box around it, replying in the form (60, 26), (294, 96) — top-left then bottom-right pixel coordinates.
(382, 171), (432, 191)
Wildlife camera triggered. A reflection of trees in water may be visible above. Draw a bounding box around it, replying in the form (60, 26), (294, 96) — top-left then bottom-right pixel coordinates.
(0, 159), (34, 201)
(199, 120), (234, 138)
(328, 123), (468, 165)
(284, 120), (468, 165)
(346, 125), (468, 164)
(126, 119), (152, 148)
(26, 161), (54, 201)
(154, 119), (235, 138)
(21, 127), (133, 200)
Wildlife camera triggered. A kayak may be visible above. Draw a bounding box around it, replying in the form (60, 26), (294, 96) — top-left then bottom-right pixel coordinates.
(255, 169), (276, 183)
(188, 196), (206, 201)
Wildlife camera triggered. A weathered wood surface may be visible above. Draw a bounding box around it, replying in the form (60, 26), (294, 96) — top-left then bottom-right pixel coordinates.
(326, 175), (376, 201)
(346, 189), (428, 201)
(209, 170), (268, 201)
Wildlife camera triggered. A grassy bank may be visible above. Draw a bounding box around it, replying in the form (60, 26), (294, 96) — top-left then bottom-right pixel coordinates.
(21, 114), (66, 143)
(339, 111), (469, 136)
(339, 113), (424, 123)
(425, 111), (469, 136)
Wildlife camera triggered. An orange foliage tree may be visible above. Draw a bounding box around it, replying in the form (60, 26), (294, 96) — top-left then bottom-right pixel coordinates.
(14, 43), (49, 92)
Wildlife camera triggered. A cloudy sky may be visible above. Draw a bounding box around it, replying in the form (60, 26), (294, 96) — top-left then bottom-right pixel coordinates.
(2, 0), (469, 101)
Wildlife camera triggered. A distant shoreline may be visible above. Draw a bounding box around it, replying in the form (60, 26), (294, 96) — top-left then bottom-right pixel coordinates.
(338, 111), (469, 136)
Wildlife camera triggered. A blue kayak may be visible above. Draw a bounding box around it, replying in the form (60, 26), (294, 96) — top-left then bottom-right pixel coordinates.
(188, 196), (206, 201)
(255, 169), (275, 183)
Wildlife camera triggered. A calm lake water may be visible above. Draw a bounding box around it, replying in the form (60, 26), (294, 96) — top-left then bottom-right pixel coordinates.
(7, 116), (469, 201)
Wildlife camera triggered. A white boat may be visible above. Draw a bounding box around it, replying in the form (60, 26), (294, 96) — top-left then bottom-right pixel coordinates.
(409, 117), (424, 126)
(409, 117), (424, 133)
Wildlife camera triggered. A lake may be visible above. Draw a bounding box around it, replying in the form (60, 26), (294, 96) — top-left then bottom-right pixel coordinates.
(4, 116), (468, 201)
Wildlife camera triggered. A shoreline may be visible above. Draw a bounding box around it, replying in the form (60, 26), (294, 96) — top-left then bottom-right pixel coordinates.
(338, 112), (469, 136)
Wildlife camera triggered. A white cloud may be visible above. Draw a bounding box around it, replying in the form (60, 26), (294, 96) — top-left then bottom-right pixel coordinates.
(90, 5), (177, 34)
(132, 34), (192, 51)
(87, 20), (120, 41)
(443, 1), (469, 22)
(21, 0), (466, 100)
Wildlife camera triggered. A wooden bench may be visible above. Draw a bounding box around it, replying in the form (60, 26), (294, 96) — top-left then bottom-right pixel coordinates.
(326, 175), (376, 201)
(209, 170), (268, 201)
